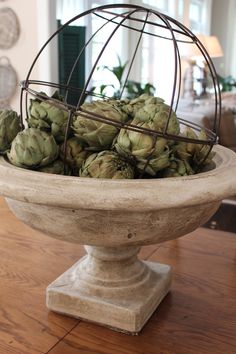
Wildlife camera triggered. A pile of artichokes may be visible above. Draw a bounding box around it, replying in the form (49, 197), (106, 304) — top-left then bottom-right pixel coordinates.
(0, 93), (214, 179)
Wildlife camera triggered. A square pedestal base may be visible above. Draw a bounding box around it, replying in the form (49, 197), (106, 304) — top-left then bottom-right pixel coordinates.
(46, 259), (172, 334)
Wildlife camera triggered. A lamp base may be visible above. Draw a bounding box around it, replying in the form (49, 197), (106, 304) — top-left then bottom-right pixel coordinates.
(46, 246), (172, 334)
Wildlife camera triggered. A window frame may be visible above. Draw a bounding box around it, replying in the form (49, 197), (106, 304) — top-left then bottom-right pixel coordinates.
(56, 0), (212, 100)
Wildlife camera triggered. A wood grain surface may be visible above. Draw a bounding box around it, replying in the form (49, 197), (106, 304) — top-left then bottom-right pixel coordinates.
(0, 197), (235, 354)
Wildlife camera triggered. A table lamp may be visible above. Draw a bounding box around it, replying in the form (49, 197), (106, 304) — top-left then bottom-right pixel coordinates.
(181, 35), (223, 99)
(197, 35), (223, 97)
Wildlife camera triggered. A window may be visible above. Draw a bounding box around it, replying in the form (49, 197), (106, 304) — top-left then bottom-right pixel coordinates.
(133, 0), (212, 102)
(57, 0), (126, 96)
(57, 0), (212, 102)
(143, 0), (168, 12)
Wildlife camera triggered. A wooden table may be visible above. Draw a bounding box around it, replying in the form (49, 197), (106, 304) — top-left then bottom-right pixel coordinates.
(0, 197), (235, 354)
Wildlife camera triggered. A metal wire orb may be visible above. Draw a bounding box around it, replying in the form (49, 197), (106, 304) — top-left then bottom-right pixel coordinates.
(19, 4), (221, 173)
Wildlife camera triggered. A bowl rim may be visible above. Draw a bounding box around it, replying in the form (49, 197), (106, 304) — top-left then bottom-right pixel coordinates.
(0, 144), (235, 211)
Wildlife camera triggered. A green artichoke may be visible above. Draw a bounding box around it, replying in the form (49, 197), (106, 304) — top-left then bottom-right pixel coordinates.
(193, 129), (215, 166)
(162, 157), (194, 177)
(80, 150), (134, 179)
(72, 100), (128, 151)
(122, 94), (162, 117)
(172, 126), (198, 161)
(173, 127), (215, 170)
(8, 128), (59, 169)
(114, 95), (180, 176)
(60, 137), (90, 175)
(136, 148), (171, 176)
(0, 110), (21, 154)
(27, 93), (69, 143)
(134, 101), (180, 135)
(114, 116), (171, 176)
(106, 98), (130, 109)
(37, 159), (70, 175)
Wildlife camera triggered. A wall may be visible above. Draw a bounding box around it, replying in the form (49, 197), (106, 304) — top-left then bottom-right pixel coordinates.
(36, 0), (58, 95)
(211, 0), (236, 77)
(0, 0), (39, 112)
(0, 0), (57, 113)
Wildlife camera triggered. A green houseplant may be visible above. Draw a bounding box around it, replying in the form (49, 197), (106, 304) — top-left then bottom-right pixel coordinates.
(217, 75), (236, 92)
(92, 55), (156, 99)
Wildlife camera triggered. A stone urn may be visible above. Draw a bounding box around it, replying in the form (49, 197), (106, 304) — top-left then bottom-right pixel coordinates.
(0, 144), (235, 334)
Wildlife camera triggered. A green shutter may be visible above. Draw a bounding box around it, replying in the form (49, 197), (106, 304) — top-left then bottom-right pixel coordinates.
(58, 21), (86, 106)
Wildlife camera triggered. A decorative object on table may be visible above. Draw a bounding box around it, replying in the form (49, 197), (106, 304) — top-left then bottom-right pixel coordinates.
(180, 35), (223, 99)
(197, 35), (223, 97)
(0, 56), (17, 109)
(0, 7), (20, 49)
(0, 4), (236, 334)
(182, 58), (197, 99)
(180, 39), (201, 100)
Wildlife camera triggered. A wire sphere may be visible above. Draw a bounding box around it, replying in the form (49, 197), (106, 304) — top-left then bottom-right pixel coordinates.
(19, 4), (221, 173)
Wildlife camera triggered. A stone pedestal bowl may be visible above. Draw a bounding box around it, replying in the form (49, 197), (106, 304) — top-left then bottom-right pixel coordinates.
(0, 145), (235, 333)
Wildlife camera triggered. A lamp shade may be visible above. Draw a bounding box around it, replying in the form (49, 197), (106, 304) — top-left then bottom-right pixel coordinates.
(197, 35), (223, 58)
(180, 35), (223, 59)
